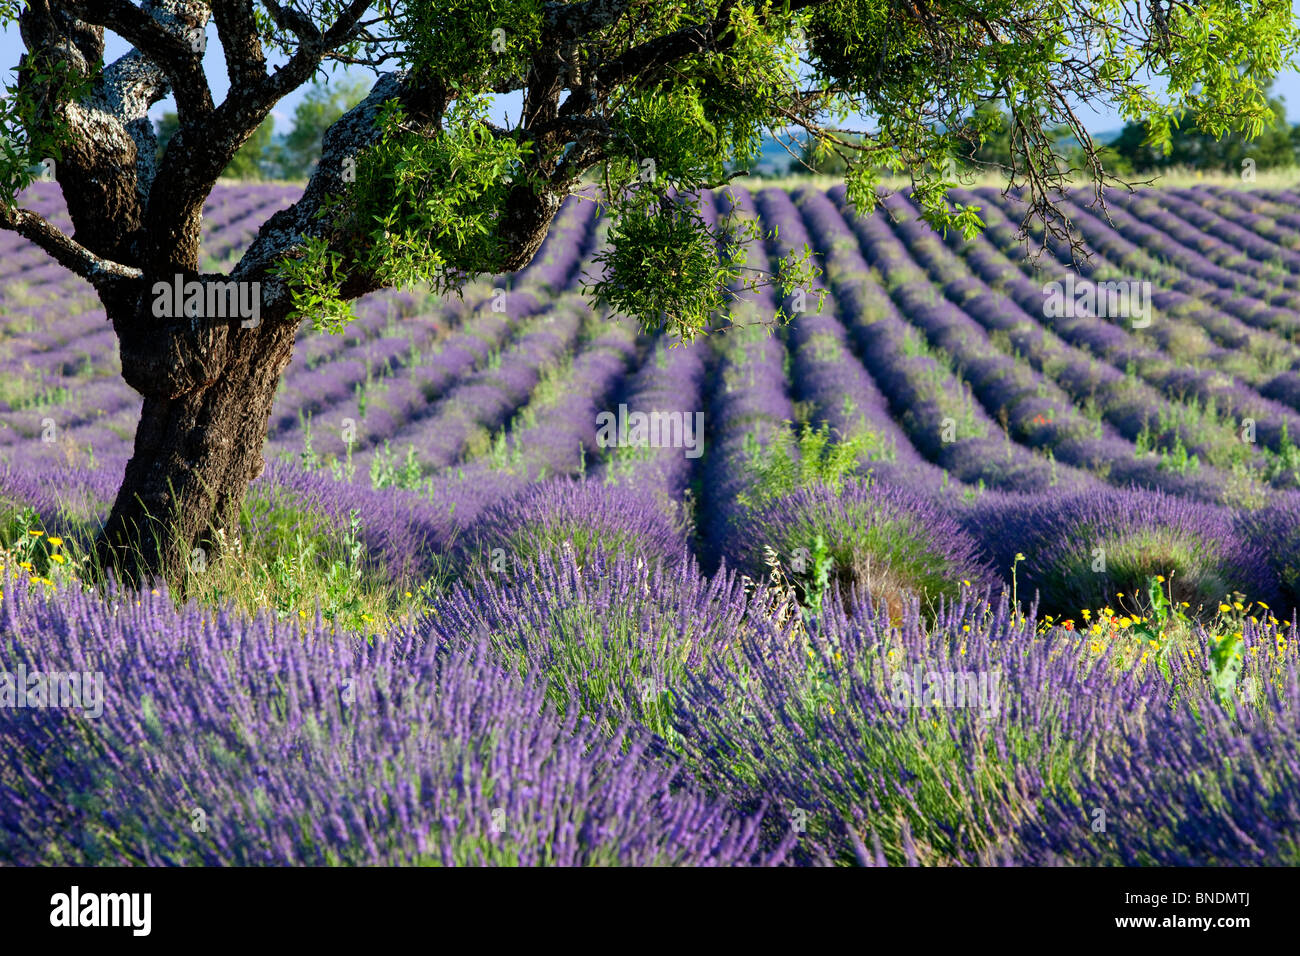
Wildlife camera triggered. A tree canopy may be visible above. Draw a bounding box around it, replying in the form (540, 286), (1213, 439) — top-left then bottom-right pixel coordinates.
(5, 1), (1297, 340)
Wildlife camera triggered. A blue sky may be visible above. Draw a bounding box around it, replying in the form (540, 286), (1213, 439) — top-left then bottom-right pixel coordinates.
(4, 11), (1300, 140)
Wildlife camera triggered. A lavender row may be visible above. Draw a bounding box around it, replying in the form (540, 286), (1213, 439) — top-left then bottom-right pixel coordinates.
(1024, 192), (1300, 417)
(431, 314), (643, 530)
(267, 193), (602, 455)
(696, 186), (797, 564)
(921, 191), (1289, 487)
(799, 185), (1088, 493)
(0, 573), (777, 865)
(1016, 191), (1300, 451)
(1068, 188), (1300, 329)
(589, 336), (710, 509)
(275, 190), (597, 401)
(751, 187), (951, 491)
(348, 297), (586, 475)
(1124, 187), (1300, 293)
(865, 189), (1215, 497)
(960, 189), (1300, 465)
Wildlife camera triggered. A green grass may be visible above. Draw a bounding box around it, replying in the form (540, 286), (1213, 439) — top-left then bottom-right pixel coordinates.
(0, 484), (446, 638)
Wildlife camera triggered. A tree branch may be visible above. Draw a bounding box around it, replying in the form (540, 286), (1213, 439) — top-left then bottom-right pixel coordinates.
(561, 0), (742, 117)
(64, 0), (215, 118)
(211, 0), (268, 91)
(262, 0), (371, 99)
(91, 45), (171, 209)
(0, 203), (143, 288)
(543, 0), (634, 39)
(229, 71), (421, 312)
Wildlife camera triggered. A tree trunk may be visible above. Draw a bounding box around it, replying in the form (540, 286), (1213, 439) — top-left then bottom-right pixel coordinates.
(95, 312), (299, 587)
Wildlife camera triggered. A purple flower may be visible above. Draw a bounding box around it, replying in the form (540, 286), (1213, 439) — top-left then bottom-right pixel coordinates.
(0, 574), (784, 866)
(724, 477), (999, 614)
(461, 477), (689, 573)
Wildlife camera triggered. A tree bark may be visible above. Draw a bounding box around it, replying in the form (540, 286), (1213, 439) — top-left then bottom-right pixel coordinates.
(95, 312), (298, 587)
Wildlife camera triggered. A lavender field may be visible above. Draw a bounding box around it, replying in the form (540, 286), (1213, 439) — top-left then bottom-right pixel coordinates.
(2, 180), (1299, 865)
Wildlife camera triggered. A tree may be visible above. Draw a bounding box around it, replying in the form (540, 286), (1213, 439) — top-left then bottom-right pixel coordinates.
(0, 0), (1295, 585)
(157, 110), (276, 179)
(272, 74), (371, 180)
(1109, 86), (1298, 174)
(221, 112), (275, 178)
(955, 102), (1015, 171)
(794, 130), (863, 175)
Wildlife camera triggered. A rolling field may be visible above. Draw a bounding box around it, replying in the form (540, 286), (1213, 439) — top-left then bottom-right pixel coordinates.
(2, 180), (1299, 865)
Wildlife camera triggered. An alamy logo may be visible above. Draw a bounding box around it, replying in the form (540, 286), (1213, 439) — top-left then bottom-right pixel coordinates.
(0, 663), (104, 718)
(595, 404), (705, 459)
(889, 663), (1001, 718)
(50, 886), (151, 936)
(152, 274), (262, 328)
(1042, 273), (1151, 328)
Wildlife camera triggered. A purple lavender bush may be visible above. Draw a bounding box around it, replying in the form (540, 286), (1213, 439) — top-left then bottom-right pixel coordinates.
(1235, 490), (1300, 621)
(1008, 621), (1300, 866)
(422, 548), (756, 740)
(459, 477), (689, 577)
(671, 586), (1172, 865)
(724, 477), (998, 619)
(963, 486), (1281, 617)
(0, 575), (785, 866)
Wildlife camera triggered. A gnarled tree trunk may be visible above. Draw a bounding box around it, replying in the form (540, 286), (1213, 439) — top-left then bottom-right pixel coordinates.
(95, 308), (299, 586)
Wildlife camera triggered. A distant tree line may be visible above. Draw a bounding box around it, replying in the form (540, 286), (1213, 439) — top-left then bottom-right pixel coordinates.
(155, 77), (371, 182)
(793, 90), (1300, 178)
(174, 74), (1297, 184)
